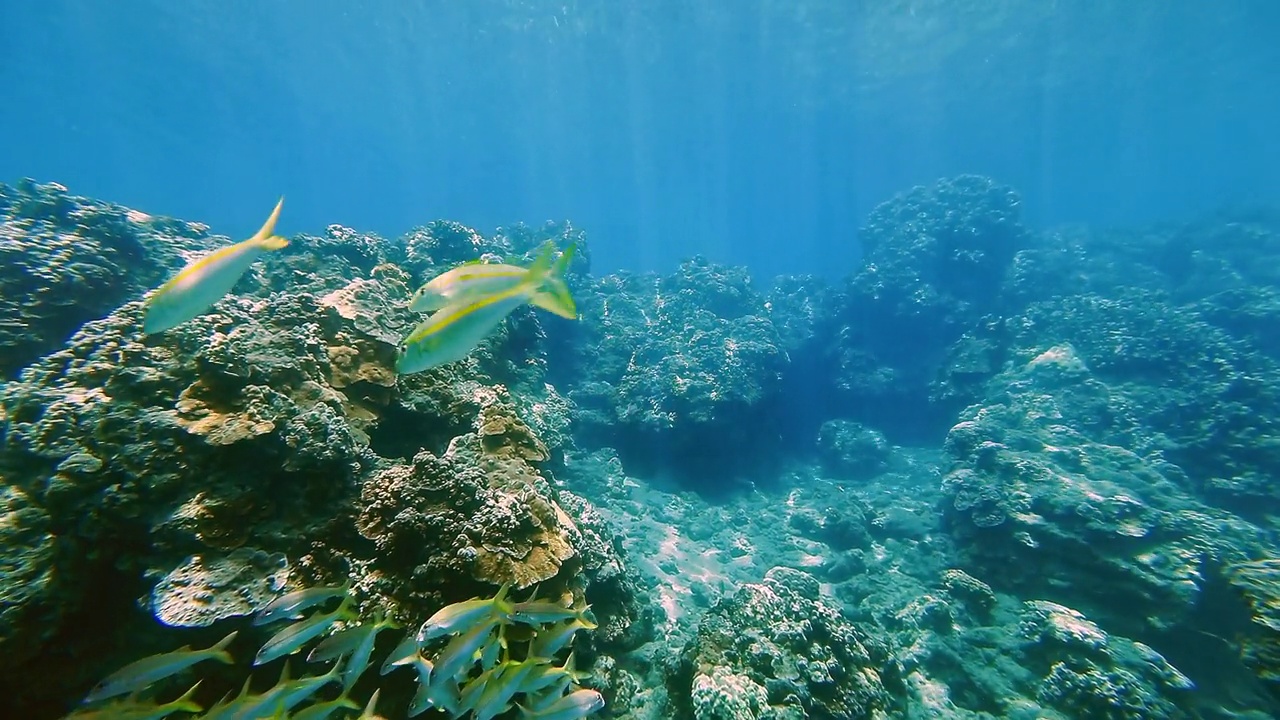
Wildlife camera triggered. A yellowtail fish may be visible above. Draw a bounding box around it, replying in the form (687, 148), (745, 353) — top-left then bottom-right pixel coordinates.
(479, 625), (507, 671)
(142, 198), (288, 334)
(254, 582), (349, 626)
(518, 688), (605, 719)
(510, 596), (591, 626)
(468, 659), (539, 720)
(409, 244), (577, 318)
(396, 246), (577, 374)
(521, 652), (591, 698)
(291, 690), (360, 720)
(409, 656), (460, 717)
(431, 621), (499, 684)
(255, 596), (354, 665)
(529, 616), (597, 658)
(237, 663), (342, 717)
(195, 677), (253, 720)
(64, 681), (203, 720)
(82, 631), (236, 704)
(379, 629), (421, 675)
(341, 614), (398, 690)
(418, 584), (513, 642)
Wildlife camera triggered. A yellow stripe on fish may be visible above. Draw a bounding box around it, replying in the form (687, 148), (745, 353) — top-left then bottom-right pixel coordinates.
(396, 244), (577, 374)
(142, 197), (288, 334)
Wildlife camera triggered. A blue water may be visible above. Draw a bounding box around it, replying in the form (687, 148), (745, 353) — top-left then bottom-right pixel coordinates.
(2, 1), (1278, 277)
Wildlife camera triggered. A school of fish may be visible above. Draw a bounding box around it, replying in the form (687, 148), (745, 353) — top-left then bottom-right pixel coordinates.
(67, 583), (603, 719)
(141, 198), (579, 374)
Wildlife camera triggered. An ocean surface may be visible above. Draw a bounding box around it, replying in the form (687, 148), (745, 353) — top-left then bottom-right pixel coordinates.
(1, 3), (1280, 719)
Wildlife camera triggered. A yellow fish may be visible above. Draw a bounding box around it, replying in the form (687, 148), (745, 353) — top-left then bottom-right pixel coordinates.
(143, 198), (288, 333)
(396, 245), (576, 375)
(409, 247), (576, 320)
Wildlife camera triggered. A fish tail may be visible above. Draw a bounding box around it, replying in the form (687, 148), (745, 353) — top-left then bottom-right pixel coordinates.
(208, 630), (238, 664)
(168, 680), (205, 713)
(530, 243), (577, 319)
(252, 197), (289, 250)
(525, 242), (556, 281)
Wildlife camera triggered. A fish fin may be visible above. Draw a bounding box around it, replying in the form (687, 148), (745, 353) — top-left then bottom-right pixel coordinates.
(252, 197), (289, 250)
(209, 630), (238, 664)
(532, 244), (577, 319)
(524, 242), (556, 282)
(359, 689), (382, 718)
(169, 680), (205, 713)
(575, 602), (597, 629)
(494, 583), (515, 620)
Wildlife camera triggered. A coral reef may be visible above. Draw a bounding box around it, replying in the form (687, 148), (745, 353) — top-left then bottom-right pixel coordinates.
(939, 343), (1270, 637)
(815, 420), (891, 481)
(0, 186), (634, 718)
(674, 567), (902, 719)
(824, 175), (1030, 437)
(567, 257), (789, 485)
(0, 179), (216, 378)
(1225, 558), (1280, 701)
(4, 175), (1280, 718)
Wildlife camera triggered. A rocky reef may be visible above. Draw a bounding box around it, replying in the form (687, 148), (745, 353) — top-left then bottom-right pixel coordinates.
(2, 174), (1280, 719)
(0, 180), (646, 718)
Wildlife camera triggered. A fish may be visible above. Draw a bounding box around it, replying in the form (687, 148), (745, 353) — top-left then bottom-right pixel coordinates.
(395, 245), (577, 374)
(409, 244), (578, 319)
(254, 596), (354, 666)
(64, 681), (203, 720)
(379, 629), (421, 675)
(510, 596), (592, 626)
(529, 617), (597, 658)
(357, 689), (384, 719)
(341, 614), (397, 689)
(478, 625), (507, 670)
(408, 656), (460, 717)
(417, 584), (513, 642)
(254, 582), (349, 626)
(281, 686), (359, 720)
(518, 688), (605, 719)
(306, 624), (364, 664)
(521, 652), (588, 695)
(142, 198), (288, 334)
(469, 659), (538, 720)
(236, 662), (342, 717)
(82, 631), (236, 704)
(431, 621), (499, 684)
(196, 677), (254, 720)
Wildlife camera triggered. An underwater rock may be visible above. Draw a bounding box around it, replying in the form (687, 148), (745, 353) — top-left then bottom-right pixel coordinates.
(1021, 601), (1195, 720)
(150, 548), (289, 627)
(569, 257), (789, 486)
(677, 567), (900, 719)
(0, 179), (216, 378)
(816, 419), (891, 481)
(939, 343), (1270, 638)
(554, 490), (658, 651)
(356, 433), (579, 596)
(1007, 289), (1280, 518)
(689, 666), (771, 720)
(0, 483), (59, 669)
(824, 175), (1030, 434)
(1225, 558), (1280, 700)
